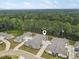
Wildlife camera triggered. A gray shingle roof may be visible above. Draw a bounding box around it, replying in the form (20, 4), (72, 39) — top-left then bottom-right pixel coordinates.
(23, 32), (32, 37)
(46, 38), (68, 57)
(24, 34), (47, 49)
(15, 32), (32, 42)
(0, 32), (14, 40)
(15, 35), (24, 42)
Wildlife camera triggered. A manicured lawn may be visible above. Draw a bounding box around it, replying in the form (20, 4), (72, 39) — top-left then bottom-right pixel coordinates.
(19, 45), (38, 54)
(9, 39), (20, 49)
(11, 55), (18, 59)
(0, 42), (6, 51)
(48, 35), (53, 41)
(42, 52), (67, 59)
(0, 56), (18, 59)
(69, 40), (76, 46)
(6, 30), (24, 36)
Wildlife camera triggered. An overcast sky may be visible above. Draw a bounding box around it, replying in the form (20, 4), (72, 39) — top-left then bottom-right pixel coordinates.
(0, 0), (79, 9)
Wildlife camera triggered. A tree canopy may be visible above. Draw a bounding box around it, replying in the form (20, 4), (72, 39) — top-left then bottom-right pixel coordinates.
(0, 10), (79, 41)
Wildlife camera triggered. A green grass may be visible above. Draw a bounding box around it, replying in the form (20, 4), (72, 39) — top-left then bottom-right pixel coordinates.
(48, 35), (53, 41)
(0, 30), (23, 49)
(0, 42), (6, 51)
(0, 56), (11, 59)
(9, 39), (38, 54)
(9, 39), (20, 49)
(11, 56), (18, 59)
(69, 40), (76, 46)
(6, 30), (24, 36)
(5, 30), (23, 49)
(0, 56), (18, 59)
(19, 45), (38, 54)
(42, 52), (67, 59)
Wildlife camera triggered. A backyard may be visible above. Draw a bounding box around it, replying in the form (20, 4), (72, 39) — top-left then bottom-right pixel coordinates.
(19, 45), (38, 54)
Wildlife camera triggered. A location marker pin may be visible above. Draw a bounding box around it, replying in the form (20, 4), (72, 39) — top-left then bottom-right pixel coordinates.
(42, 30), (47, 35)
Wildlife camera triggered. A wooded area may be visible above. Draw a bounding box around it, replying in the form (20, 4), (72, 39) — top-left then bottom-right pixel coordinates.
(0, 9), (79, 41)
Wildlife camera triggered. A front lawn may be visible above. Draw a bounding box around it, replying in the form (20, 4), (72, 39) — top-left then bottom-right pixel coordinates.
(69, 40), (76, 46)
(11, 55), (18, 59)
(48, 35), (53, 41)
(19, 45), (38, 54)
(9, 39), (20, 49)
(0, 42), (6, 51)
(0, 56), (18, 59)
(42, 52), (66, 59)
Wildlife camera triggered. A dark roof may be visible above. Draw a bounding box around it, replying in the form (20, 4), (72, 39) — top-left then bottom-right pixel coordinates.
(15, 32), (32, 42)
(46, 38), (68, 56)
(24, 34), (47, 49)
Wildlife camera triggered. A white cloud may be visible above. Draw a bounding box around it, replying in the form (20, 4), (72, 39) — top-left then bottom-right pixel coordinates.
(39, 0), (58, 9)
(0, 0), (78, 9)
(0, 1), (33, 9)
(0, 2), (17, 9)
(22, 2), (33, 9)
(44, 0), (51, 4)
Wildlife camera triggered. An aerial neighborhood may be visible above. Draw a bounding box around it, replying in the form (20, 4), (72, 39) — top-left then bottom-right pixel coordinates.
(0, 0), (79, 58)
(0, 31), (79, 59)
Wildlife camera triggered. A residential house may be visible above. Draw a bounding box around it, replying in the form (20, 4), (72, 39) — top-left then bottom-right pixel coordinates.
(24, 34), (47, 49)
(45, 37), (69, 58)
(0, 32), (14, 40)
(15, 32), (32, 42)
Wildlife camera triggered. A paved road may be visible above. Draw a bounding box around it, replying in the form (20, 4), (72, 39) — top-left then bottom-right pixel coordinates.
(0, 49), (44, 59)
(36, 41), (50, 57)
(1, 39), (10, 51)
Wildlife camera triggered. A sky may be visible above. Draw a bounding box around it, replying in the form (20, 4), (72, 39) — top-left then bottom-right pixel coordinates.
(0, 0), (79, 9)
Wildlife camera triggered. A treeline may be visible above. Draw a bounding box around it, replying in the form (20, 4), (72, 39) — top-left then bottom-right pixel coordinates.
(0, 12), (79, 41)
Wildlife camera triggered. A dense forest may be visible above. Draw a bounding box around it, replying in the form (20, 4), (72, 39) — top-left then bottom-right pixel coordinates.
(0, 9), (79, 41)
